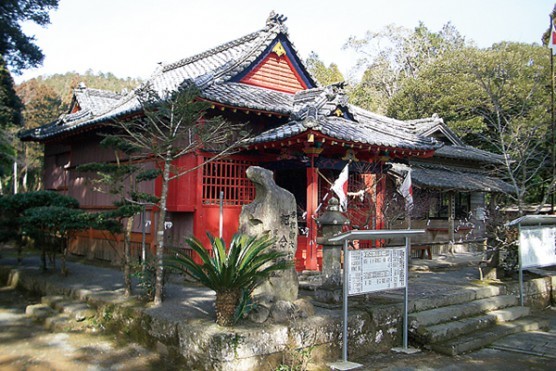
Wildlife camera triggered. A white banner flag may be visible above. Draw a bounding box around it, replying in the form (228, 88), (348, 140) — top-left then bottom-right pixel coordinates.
(332, 164), (349, 212)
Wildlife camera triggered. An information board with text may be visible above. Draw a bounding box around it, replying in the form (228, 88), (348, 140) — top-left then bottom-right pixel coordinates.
(519, 226), (556, 268)
(347, 247), (407, 295)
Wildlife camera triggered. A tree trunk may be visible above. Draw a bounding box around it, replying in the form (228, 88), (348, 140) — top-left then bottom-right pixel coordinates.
(153, 151), (172, 306)
(22, 143), (29, 193)
(60, 237), (68, 277)
(41, 244), (47, 272)
(215, 290), (241, 327)
(123, 216), (134, 297)
(16, 227), (23, 264)
(13, 161), (18, 194)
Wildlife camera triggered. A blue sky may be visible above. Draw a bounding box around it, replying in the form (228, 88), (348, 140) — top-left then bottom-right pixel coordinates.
(16, 0), (555, 83)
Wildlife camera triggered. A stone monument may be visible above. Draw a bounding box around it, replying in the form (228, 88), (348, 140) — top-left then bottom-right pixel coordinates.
(239, 166), (299, 304)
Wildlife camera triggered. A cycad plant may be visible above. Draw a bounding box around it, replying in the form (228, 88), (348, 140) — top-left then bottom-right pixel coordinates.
(167, 232), (291, 326)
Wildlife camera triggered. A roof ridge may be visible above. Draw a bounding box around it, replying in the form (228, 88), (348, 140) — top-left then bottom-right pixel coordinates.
(85, 88), (123, 98)
(161, 30), (262, 73)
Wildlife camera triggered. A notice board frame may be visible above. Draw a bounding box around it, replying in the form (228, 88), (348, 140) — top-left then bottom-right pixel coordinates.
(507, 215), (556, 306)
(329, 229), (425, 365)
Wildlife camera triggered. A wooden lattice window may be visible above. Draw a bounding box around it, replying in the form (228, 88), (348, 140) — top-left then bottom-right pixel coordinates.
(202, 158), (256, 205)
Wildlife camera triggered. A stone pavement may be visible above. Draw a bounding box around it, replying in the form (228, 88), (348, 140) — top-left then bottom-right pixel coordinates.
(489, 306), (556, 359)
(355, 307), (556, 370)
(0, 254), (217, 323)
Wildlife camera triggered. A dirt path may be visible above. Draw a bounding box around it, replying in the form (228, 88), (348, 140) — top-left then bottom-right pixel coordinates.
(0, 285), (164, 371)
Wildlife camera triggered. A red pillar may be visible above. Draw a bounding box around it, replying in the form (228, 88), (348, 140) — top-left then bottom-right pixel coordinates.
(375, 172), (386, 230)
(192, 154), (206, 264)
(305, 153), (319, 270)
(303, 147), (322, 270)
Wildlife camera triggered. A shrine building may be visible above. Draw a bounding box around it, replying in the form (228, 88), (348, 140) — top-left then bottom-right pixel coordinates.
(20, 13), (511, 270)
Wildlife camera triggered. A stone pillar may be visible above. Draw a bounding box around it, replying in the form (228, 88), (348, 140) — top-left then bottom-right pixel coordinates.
(315, 197), (350, 304)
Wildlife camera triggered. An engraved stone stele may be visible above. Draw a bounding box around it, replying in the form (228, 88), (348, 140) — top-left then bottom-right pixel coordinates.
(239, 166), (299, 304)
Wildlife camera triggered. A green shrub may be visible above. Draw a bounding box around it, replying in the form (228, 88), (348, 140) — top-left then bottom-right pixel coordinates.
(166, 232), (291, 326)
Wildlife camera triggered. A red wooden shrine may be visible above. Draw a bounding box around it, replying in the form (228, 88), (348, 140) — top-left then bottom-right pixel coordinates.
(22, 14), (439, 271)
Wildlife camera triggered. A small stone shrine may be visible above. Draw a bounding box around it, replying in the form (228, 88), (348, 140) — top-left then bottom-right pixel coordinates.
(315, 197), (350, 304)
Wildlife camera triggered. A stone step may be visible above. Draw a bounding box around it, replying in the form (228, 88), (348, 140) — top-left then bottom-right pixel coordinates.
(430, 317), (549, 356)
(41, 295), (96, 321)
(25, 303), (57, 320)
(44, 313), (72, 331)
(410, 285), (507, 313)
(415, 306), (531, 344)
(414, 313), (496, 344)
(41, 295), (65, 308)
(409, 295), (518, 327)
(489, 305), (531, 323)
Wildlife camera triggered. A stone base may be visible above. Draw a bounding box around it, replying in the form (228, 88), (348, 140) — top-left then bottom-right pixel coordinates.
(391, 346), (421, 354)
(479, 266), (499, 281)
(328, 360), (363, 370)
(314, 286), (343, 305)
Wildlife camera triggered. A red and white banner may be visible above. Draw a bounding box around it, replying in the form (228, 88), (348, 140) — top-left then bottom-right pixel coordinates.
(399, 170), (414, 211)
(549, 19), (556, 55)
(332, 163), (349, 212)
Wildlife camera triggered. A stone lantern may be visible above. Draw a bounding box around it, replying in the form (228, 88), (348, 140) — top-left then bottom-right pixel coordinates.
(315, 197), (350, 304)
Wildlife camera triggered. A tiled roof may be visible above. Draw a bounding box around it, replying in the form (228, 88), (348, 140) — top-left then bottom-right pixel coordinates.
(147, 13), (315, 96)
(407, 114), (463, 145)
(247, 84), (439, 150)
(19, 15), (305, 142)
(20, 93), (141, 140)
(390, 163), (514, 193)
(200, 82), (293, 115)
(407, 115), (504, 165)
(149, 30), (271, 94)
(72, 83), (125, 115)
(434, 145), (505, 165)
(17, 13), (435, 154)
(247, 118), (438, 150)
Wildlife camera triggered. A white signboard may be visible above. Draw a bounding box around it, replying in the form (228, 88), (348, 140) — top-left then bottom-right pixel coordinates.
(519, 226), (556, 268)
(347, 247), (406, 295)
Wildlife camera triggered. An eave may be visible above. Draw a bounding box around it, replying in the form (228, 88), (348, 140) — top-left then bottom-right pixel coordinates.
(202, 99), (288, 119)
(244, 129), (436, 160)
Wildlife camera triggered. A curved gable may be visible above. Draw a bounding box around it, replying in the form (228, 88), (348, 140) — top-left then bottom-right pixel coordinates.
(234, 36), (316, 94)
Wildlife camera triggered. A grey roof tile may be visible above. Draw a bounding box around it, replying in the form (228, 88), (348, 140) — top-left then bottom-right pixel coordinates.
(201, 83), (293, 114)
(390, 163), (514, 193)
(247, 116), (438, 151)
(434, 145), (505, 165)
(18, 15), (434, 155)
(407, 115), (504, 164)
(72, 85), (125, 115)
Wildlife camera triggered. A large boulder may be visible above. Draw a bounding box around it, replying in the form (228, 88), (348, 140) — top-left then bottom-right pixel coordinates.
(239, 166), (299, 303)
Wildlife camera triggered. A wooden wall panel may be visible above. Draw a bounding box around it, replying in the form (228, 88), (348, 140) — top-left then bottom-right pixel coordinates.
(241, 54), (306, 94)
